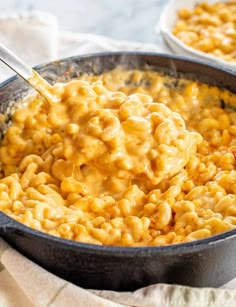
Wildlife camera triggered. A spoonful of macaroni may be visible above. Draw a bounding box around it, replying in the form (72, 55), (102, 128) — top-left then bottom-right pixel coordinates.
(0, 43), (59, 103)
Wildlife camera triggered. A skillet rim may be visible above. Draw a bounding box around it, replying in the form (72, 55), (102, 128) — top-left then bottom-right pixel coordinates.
(1, 211), (236, 256)
(0, 51), (236, 255)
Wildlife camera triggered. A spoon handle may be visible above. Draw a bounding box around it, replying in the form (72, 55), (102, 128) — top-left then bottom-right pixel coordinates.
(0, 43), (33, 81)
(0, 43), (57, 103)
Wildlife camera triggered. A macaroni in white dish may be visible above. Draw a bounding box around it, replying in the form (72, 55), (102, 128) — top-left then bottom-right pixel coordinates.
(172, 1), (236, 62)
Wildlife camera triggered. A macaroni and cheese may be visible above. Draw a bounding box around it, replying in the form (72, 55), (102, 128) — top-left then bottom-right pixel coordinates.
(172, 1), (236, 62)
(0, 68), (236, 246)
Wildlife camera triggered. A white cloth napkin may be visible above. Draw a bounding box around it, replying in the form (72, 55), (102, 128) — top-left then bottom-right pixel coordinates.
(0, 11), (236, 307)
(1, 238), (236, 307)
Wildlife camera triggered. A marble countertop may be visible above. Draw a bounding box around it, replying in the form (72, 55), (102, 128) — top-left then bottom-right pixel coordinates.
(0, 0), (167, 44)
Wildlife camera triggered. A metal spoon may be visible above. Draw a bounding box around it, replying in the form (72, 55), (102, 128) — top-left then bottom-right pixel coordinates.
(0, 43), (57, 103)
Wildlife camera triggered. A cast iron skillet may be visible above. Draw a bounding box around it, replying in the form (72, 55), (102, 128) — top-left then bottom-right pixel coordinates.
(0, 52), (236, 291)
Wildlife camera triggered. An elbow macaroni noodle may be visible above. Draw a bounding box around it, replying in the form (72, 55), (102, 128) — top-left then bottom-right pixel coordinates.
(0, 67), (236, 246)
(172, 1), (236, 62)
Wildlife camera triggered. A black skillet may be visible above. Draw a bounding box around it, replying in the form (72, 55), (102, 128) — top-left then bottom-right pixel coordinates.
(0, 53), (236, 291)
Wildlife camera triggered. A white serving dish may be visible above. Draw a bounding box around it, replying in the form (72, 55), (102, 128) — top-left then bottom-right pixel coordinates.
(159, 0), (236, 71)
